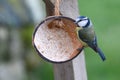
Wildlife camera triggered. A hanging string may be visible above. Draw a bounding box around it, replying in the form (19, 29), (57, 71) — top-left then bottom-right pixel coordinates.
(53, 0), (65, 28)
(54, 0), (61, 16)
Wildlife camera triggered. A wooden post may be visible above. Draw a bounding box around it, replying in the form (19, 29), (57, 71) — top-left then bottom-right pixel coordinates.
(43, 0), (87, 80)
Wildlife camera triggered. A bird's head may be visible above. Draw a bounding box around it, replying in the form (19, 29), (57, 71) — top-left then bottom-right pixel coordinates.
(75, 16), (92, 28)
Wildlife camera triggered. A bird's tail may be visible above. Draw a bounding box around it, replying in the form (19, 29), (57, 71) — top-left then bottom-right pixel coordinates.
(96, 47), (106, 61)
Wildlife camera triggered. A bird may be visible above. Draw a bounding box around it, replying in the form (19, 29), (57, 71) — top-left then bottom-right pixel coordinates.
(75, 16), (106, 61)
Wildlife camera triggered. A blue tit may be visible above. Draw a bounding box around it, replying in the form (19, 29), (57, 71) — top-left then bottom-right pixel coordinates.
(75, 16), (106, 61)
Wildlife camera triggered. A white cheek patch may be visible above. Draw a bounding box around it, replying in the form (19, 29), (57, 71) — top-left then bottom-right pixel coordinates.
(78, 20), (88, 27)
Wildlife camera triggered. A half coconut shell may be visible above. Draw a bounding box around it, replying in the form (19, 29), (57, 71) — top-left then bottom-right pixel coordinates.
(33, 16), (83, 63)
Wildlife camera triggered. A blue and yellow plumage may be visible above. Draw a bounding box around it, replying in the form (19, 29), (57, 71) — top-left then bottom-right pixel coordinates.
(75, 16), (106, 61)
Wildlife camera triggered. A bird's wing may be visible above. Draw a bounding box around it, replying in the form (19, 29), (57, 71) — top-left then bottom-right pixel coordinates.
(78, 27), (98, 48)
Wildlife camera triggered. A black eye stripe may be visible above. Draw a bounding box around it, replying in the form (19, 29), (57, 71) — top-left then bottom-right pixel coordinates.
(76, 19), (88, 24)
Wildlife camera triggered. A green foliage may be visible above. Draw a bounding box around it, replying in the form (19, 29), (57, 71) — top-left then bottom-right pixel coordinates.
(29, 61), (54, 80)
(20, 25), (34, 48)
(78, 0), (120, 80)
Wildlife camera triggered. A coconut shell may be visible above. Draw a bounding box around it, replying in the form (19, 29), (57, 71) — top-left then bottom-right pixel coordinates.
(33, 16), (83, 63)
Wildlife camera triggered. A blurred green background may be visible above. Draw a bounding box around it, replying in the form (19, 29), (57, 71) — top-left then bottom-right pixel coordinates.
(79, 0), (120, 80)
(0, 0), (119, 80)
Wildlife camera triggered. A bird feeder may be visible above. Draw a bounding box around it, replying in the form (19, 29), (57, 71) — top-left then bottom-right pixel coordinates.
(33, 16), (83, 63)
